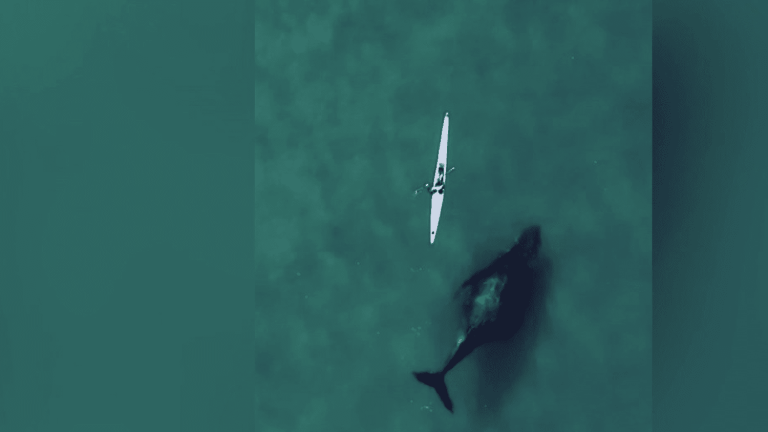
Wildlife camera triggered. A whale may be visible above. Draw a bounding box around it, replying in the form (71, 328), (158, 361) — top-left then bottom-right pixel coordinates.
(412, 225), (544, 413)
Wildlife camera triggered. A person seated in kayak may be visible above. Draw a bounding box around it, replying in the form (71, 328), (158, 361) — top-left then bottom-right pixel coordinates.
(430, 166), (446, 195)
(414, 166), (454, 196)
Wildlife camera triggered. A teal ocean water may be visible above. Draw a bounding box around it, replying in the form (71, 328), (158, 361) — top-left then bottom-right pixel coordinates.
(254, 1), (650, 431)
(0, 1), (651, 431)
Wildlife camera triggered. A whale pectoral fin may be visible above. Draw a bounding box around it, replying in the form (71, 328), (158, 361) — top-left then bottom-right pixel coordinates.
(413, 371), (454, 413)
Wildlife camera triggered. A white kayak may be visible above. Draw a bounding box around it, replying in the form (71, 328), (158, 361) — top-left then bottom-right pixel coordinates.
(430, 112), (449, 244)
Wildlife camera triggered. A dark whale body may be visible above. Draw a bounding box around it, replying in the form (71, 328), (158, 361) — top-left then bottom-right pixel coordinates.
(413, 225), (544, 413)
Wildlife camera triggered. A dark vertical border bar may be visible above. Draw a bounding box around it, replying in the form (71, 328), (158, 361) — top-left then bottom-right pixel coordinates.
(653, 1), (768, 430)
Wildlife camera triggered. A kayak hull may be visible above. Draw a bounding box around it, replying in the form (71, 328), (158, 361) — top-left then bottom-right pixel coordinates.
(430, 192), (444, 244)
(433, 114), (449, 186)
(430, 112), (449, 244)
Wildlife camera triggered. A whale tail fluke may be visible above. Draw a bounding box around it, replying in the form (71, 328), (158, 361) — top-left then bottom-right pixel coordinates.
(413, 371), (454, 413)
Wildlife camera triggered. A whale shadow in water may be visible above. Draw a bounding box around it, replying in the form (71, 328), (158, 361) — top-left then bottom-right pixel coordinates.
(469, 247), (553, 424)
